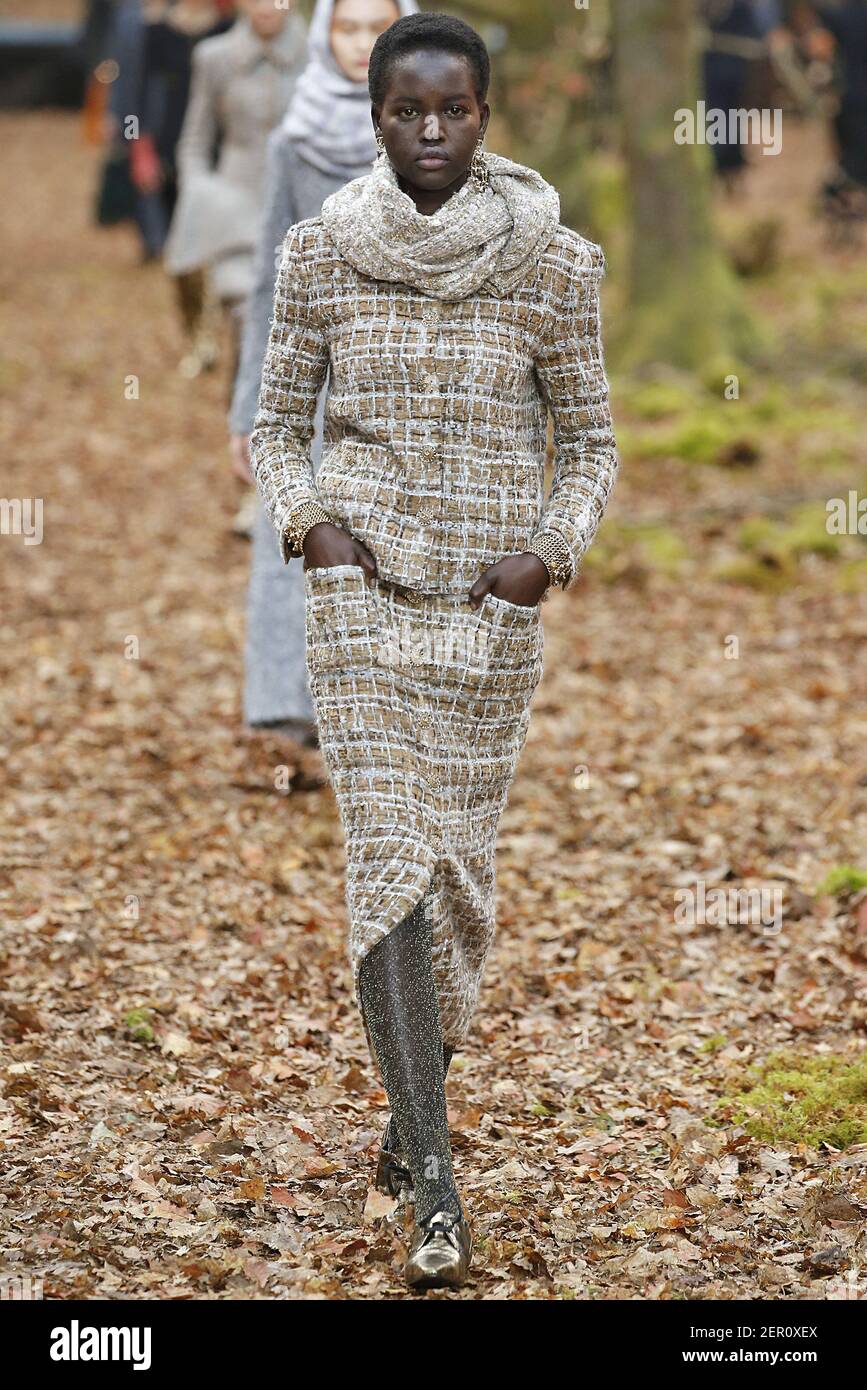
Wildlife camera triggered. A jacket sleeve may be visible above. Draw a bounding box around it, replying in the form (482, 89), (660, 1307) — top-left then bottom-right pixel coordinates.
(249, 222), (333, 563)
(530, 237), (619, 589)
(230, 132), (297, 437)
(174, 44), (219, 182)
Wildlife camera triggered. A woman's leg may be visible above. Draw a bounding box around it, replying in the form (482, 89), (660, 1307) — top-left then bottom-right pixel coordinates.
(382, 1042), (454, 1153)
(222, 296), (245, 408)
(359, 896), (462, 1225)
(243, 498), (316, 728)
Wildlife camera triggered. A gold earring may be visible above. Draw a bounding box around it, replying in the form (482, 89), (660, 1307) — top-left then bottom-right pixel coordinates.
(375, 128), (386, 156)
(469, 136), (489, 192)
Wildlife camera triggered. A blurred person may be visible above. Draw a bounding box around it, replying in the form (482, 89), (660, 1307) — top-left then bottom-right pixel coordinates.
(80, 0), (122, 74)
(81, 0), (123, 145)
(754, 0), (783, 25)
(133, 1), (233, 352)
(762, 3), (834, 115)
(700, 0), (768, 190)
(229, 0), (415, 744)
(98, 0), (161, 256)
(164, 0), (308, 385)
(815, 0), (867, 222)
(249, 12), (618, 1286)
(93, 0), (172, 259)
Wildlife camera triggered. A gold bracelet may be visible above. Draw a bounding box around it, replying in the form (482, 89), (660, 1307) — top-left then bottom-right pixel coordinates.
(281, 500), (334, 555)
(526, 533), (572, 588)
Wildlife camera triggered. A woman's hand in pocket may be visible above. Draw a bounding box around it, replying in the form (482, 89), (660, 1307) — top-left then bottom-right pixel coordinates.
(468, 553), (549, 609)
(303, 523), (377, 581)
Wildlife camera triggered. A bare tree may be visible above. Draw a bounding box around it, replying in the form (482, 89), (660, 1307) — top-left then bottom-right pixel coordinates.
(610, 0), (749, 371)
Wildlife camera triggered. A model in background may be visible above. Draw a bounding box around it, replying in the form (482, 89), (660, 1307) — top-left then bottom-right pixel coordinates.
(133, 1), (234, 363)
(229, 0), (414, 745)
(165, 0), (307, 389)
(701, 0), (768, 190)
(100, 0), (166, 259)
(816, 0), (867, 225)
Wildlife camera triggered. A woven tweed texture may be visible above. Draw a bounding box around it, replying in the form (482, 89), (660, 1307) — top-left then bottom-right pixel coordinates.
(250, 154), (618, 1046)
(250, 166), (618, 594)
(319, 148), (562, 298)
(304, 563), (544, 1047)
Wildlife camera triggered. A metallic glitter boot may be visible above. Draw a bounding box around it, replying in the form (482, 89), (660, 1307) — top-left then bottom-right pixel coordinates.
(359, 901), (464, 1224)
(404, 1205), (473, 1290)
(374, 1114), (413, 1200)
(374, 1041), (456, 1201)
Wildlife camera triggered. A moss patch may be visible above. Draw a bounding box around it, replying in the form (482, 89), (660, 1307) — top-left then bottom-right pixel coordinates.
(716, 1050), (867, 1148)
(713, 500), (865, 591)
(815, 865), (867, 897)
(583, 520), (690, 581)
(625, 412), (755, 465)
(738, 505), (844, 563)
(712, 552), (797, 593)
(123, 1007), (154, 1043)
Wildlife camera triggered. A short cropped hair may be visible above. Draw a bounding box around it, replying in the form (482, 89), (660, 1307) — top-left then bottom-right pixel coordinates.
(369, 12), (490, 109)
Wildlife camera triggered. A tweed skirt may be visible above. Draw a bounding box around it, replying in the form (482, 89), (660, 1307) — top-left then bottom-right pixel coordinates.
(303, 562), (544, 1050)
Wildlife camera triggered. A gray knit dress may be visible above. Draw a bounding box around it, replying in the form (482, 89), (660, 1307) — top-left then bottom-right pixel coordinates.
(231, 0), (417, 727)
(230, 133), (372, 725)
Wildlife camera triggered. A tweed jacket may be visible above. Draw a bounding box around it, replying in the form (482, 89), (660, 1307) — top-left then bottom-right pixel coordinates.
(250, 213), (618, 595)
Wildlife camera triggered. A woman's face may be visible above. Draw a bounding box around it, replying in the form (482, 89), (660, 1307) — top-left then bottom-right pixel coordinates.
(331, 0), (401, 84)
(374, 49), (489, 198)
(242, 0), (290, 42)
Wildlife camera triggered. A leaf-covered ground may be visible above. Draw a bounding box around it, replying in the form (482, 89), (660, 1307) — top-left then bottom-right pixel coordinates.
(1, 111), (866, 1300)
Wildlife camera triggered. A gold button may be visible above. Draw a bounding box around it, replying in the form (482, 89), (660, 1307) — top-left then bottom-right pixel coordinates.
(417, 505), (436, 523)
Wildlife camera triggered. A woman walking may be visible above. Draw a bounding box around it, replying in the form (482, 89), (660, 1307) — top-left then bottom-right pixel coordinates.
(133, 1), (233, 326)
(231, 0), (416, 743)
(251, 12), (618, 1289)
(164, 0), (308, 385)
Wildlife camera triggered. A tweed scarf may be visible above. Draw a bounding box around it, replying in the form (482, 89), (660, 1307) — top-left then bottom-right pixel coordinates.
(319, 148), (562, 300)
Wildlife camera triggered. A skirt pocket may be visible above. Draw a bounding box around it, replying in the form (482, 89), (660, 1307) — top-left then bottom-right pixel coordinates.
(482, 592), (541, 617)
(304, 564), (379, 679)
(463, 591), (544, 706)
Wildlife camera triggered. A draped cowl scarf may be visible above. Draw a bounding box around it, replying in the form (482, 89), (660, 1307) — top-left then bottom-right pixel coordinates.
(319, 149), (563, 301)
(280, 0), (419, 180)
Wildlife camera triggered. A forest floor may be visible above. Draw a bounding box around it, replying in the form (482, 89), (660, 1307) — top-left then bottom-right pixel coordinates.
(1, 110), (866, 1300)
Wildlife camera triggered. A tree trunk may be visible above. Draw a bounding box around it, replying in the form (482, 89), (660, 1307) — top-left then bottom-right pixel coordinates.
(610, 0), (749, 371)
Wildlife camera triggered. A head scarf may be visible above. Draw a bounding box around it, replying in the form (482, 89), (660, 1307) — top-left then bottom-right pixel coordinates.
(281, 0), (418, 179)
(320, 149), (562, 300)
